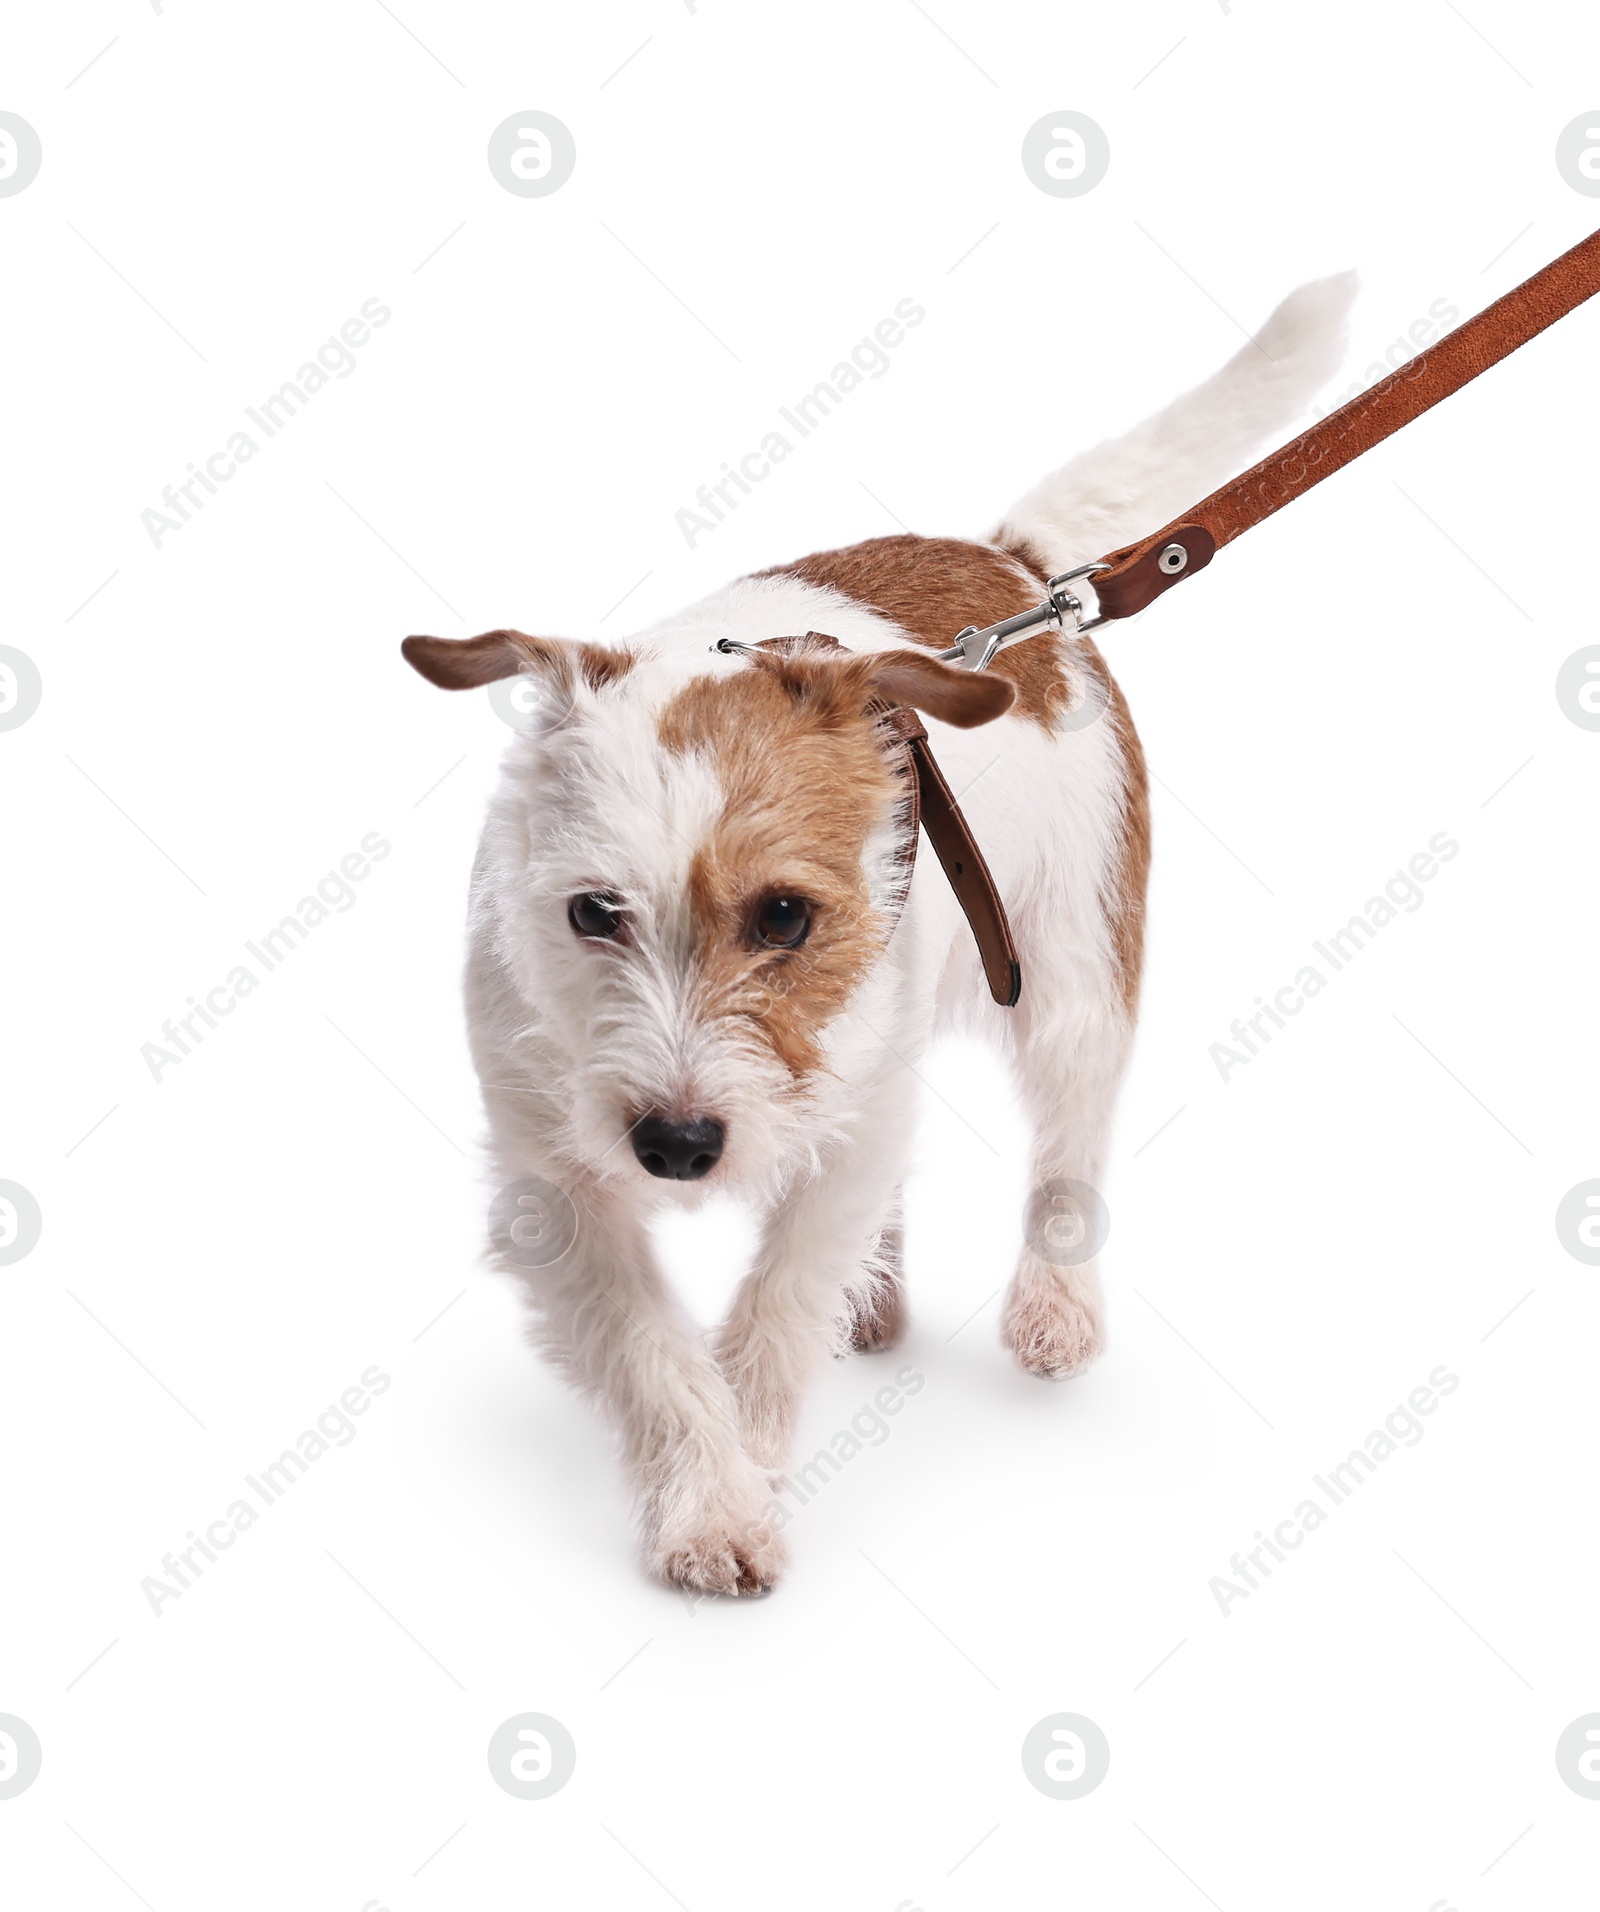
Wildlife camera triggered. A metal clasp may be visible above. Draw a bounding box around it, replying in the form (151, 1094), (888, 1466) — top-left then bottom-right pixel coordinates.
(1046, 560), (1114, 636)
(939, 561), (1112, 670)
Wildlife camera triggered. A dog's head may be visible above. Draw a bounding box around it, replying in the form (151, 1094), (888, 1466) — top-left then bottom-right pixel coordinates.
(403, 627), (1012, 1194)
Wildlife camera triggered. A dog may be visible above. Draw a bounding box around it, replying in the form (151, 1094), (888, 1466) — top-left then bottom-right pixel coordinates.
(402, 274), (1355, 1594)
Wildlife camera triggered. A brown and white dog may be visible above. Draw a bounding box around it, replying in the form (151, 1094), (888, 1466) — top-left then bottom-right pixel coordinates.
(402, 275), (1354, 1594)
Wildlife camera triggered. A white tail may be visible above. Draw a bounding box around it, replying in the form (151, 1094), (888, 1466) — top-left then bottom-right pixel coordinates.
(991, 271), (1359, 575)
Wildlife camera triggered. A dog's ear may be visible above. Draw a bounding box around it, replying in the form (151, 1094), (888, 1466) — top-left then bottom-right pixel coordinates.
(402, 629), (561, 689)
(401, 630), (636, 693)
(865, 649), (1016, 728)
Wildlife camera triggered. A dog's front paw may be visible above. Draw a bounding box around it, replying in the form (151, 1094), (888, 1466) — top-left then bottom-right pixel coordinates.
(644, 1472), (787, 1596)
(1001, 1255), (1103, 1380)
(651, 1514), (786, 1597)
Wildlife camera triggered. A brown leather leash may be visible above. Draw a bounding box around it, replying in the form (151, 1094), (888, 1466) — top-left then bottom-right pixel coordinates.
(726, 227), (1600, 1011)
(950, 223), (1600, 664)
(1092, 223), (1600, 621)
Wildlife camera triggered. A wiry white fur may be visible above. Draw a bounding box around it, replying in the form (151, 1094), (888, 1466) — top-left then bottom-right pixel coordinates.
(457, 275), (1357, 1594)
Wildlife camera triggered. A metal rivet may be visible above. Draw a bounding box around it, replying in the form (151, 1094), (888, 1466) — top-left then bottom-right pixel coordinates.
(1157, 542), (1189, 575)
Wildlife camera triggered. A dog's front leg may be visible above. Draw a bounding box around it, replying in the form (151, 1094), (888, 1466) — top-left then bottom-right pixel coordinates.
(526, 1197), (784, 1595)
(714, 1133), (910, 1471)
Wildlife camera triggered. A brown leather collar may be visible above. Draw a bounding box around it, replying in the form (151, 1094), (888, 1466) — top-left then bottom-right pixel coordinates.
(734, 633), (1021, 1007)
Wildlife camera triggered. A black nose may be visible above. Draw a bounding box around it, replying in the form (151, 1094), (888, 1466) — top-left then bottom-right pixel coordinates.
(631, 1113), (725, 1181)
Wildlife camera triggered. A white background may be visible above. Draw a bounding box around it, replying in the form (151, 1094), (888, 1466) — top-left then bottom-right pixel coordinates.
(4, 2), (1599, 1906)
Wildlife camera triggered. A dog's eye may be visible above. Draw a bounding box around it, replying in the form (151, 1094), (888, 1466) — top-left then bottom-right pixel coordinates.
(569, 892), (625, 940)
(752, 895), (812, 950)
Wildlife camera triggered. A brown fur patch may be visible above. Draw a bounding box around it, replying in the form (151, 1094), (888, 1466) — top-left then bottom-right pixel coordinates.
(1100, 667), (1151, 1016)
(995, 531), (1055, 585)
(573, 642), (640, 692)
(658, 652), (904, 1079)
(761, 534), (1072, 729)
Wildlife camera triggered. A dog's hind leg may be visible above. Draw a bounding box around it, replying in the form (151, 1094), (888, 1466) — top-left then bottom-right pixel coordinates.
(1001, 1003), (1133, 1379)
(998, 702), (1145, 1382)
